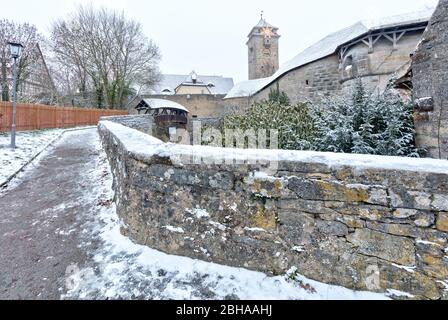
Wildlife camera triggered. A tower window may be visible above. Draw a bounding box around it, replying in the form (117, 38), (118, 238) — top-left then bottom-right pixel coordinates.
(306, 80), (309, 85)
(264, 38), (271, 48)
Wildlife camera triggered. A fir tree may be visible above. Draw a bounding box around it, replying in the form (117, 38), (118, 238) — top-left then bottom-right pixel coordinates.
(268, 88), (290, 105)
(313, 79), (421, 157)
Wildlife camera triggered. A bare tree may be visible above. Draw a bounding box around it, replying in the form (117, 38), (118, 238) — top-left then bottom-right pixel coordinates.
(0, 19), (42, 101)
(49, 5), (161, 109)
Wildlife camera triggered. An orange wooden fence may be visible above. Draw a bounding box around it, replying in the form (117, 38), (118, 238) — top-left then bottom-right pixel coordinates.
(0, 102), (128, 132)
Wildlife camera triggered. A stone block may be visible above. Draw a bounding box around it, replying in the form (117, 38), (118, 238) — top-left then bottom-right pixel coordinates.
(316, 220), (349, 237)
(436, 213), (448, 232)
(347, 229), (416, 265)
(414, 212), (435, 228)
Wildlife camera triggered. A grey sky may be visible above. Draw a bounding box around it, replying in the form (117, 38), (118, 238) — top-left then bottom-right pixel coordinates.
(2, 0), (439, 83)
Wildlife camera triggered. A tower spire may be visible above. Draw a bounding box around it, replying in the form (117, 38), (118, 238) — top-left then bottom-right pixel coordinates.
(261, 10), (264, 20)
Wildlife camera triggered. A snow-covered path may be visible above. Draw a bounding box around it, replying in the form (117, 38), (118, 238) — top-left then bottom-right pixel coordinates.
(0, 128), (388, 300)
(0, 129), (66, 186)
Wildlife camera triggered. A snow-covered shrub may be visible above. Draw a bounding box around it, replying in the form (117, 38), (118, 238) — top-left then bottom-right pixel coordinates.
(313, 80), (421, 157)
(222, 100), (316, 150)
(268, 87), (291, 106)
(208, 80), (419, 157)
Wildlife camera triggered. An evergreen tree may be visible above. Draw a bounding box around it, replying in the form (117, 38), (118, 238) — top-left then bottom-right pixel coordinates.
(215, 79), (420, 158)
(268, 88), (290, 105)
(313, 79), (421, 157)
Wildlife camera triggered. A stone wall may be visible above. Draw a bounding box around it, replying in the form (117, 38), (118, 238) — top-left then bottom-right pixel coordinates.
(100, 115), (152, 134)
(99, 119), (448, 300)
(413, 0), (448, 160)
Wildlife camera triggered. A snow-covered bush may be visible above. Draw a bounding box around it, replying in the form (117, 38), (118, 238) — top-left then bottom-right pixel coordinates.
(268, 88), (291, 106)
(313, 80), (421, 157)
(210, 80), (420, 157)
(222, 100), (316, 150)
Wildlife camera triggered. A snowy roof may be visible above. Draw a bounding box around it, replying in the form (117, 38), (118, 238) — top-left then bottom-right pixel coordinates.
(138, 98), (189, 113)
(226, 9), (434, 99)
(248, 18), (278, 36)
(150, 73), (234, 95)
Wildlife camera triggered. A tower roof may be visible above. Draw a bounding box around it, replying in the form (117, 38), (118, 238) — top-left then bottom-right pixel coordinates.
(254, 17), (276, 29)
(248, 17), (279, 37)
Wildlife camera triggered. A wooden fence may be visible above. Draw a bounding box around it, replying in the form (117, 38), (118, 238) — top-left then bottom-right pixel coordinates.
(0, 102), (128, 132)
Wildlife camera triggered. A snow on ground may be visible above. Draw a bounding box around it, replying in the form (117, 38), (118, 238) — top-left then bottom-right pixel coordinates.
(0, 129), (65, 186)
(63, 134), (389, 300)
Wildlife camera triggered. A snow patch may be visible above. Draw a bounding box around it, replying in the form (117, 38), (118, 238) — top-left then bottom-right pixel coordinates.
(386, 289), (415, 298)
(163, 226), (185, 234)
(244, 227), (267, 233)
(392, 263), (416, 273)
(0, 128), (65, 186)
(416, 239), (443, 247)
(209, 221), (226, 231)
(186, 207), (210, 219)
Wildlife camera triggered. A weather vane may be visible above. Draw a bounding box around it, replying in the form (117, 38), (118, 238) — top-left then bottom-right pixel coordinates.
(261, 10), (264, 20)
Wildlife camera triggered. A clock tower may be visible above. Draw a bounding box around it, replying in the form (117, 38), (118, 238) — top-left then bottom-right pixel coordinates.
(247, 14), (280, 80)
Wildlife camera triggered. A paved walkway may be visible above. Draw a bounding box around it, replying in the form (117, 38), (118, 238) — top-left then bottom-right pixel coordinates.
(0, 129), (101, 299)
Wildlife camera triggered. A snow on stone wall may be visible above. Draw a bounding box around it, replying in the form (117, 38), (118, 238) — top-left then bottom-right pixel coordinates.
(98, 120), (448, 300)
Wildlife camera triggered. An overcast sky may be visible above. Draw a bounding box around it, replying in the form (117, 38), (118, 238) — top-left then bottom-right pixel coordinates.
(2, 0), (440, 83)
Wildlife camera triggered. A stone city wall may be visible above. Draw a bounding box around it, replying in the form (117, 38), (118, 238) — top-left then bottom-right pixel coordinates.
(99, 119), (448, 300)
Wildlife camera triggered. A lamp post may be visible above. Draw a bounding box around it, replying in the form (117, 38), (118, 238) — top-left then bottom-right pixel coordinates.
(8, 42), (23, 149)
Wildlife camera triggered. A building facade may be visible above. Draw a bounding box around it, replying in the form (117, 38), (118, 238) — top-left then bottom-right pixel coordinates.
(225, 10), (433, 107)
(132, 71), (235, 119)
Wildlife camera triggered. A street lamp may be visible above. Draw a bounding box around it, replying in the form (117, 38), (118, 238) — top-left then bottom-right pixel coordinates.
(8, 41), (23, 149)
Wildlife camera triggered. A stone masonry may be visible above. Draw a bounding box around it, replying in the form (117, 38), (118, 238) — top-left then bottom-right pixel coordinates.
(99, 119), (448, 300)
(413, 0), (448, 159)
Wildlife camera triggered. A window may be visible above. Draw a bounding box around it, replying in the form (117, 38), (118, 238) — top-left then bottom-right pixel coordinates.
(264, 37), (271, 48)
(343, 55), (358, 78)
(306, 80), (309, 85)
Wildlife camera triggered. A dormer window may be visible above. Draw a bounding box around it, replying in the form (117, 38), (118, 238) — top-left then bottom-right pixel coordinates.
(190, 71), (198, 84)
(207, 82), (215, 88)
